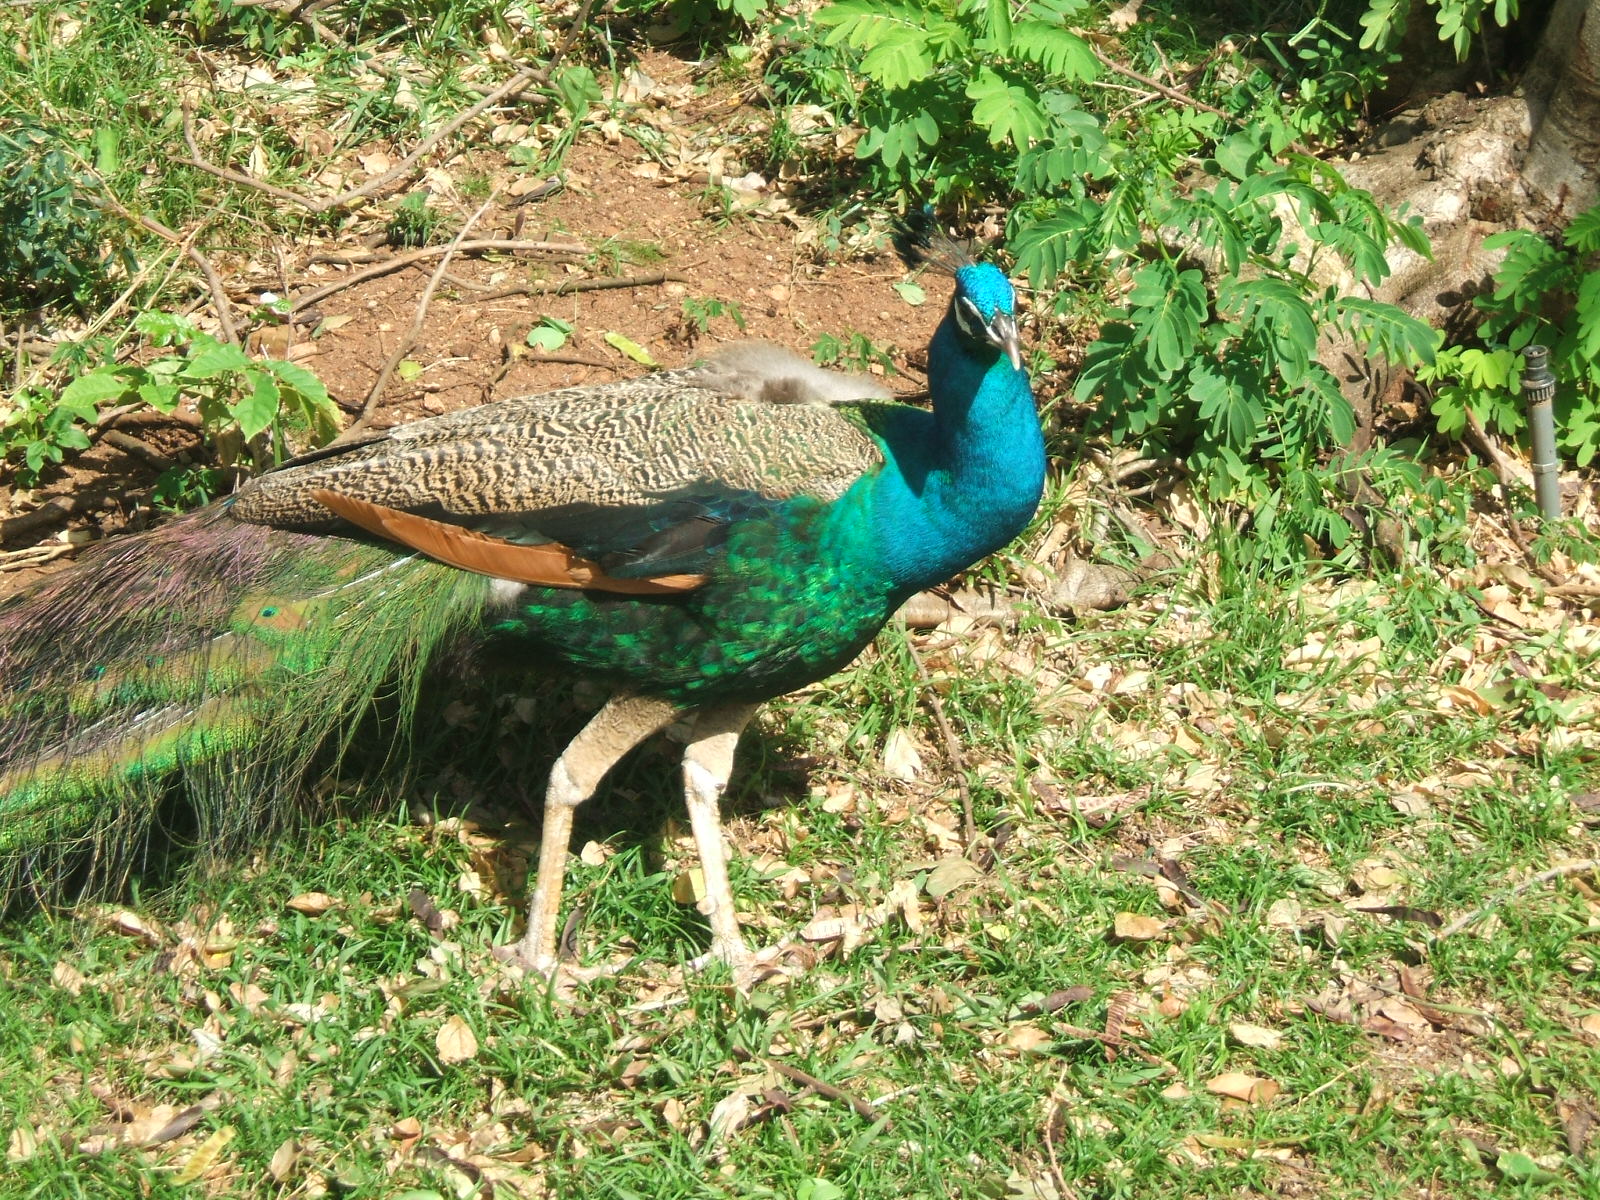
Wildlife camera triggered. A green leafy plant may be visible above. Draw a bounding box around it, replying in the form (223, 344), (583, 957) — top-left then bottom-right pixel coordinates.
(1359, 0), (1522, 59)
(1422, 202), (1600, 466)
(526, 316), (575, 352)
(8, 312), (342, 485)
(812, 330), (895, 375)
(0, 387), (98, 487)
(679, 296), (747, 336)
(0, 116), (127, 315)
(770, 0), (1441, 557)
(1058, 139), (1435, 549)
(152, 464), (228, 510)
(386, 190), (448, 247)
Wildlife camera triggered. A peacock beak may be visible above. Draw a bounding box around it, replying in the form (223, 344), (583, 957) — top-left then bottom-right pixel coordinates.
(990, 312), (1023, 372)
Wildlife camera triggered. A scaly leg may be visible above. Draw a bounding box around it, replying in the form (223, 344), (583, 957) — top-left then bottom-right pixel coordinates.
(680, 701), (760, 966)
(504, 692), (679, 972)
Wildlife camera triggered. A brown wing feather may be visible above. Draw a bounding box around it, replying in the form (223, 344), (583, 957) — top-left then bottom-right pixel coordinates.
(310, 490), (706, 595)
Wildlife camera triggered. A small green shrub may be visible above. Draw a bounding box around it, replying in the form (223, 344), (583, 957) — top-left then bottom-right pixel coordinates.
(3, 312), (341, 487)
(0, 116), (127, 315)
(1423, 202), (1600, 467)
(680, 297), (747, 336)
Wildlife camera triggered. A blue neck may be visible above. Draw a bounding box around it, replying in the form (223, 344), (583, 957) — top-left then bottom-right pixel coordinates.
(859, 315), (1046, 594)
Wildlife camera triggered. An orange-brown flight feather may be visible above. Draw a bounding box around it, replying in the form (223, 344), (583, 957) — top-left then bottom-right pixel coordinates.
(310, 489), (706, 595)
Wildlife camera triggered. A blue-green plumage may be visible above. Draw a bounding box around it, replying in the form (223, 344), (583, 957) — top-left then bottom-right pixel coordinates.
(0, 260), (1043, 964)
(484, 262), (1045, 705)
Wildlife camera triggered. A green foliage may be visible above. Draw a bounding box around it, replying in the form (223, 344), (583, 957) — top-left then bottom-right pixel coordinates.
(800, 0), (1098, 196)
(771, 0), (1444, 556)
(385, 190), (448, 247)
(0, 116), (127, 315)
(679, 296), (747, 336)
(3, 312), (342, 485)
(1358, 0), (1521, 60)
(152, 464), (227, 510)
(525, 316), (574, 352)
(0, 387), (98, 487)
(1061, 145), (1434, 549)
(1421, 202), (1600, 467)
(811, 330), (896, 374)
(616, 0), (774, 35)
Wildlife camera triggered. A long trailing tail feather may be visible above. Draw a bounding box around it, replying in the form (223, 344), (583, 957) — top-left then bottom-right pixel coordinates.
(0, 508), (496, 904)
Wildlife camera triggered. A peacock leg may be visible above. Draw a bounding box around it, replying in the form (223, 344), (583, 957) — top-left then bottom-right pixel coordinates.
(680, 701), (761, 966)
(506, 692), (680, 972)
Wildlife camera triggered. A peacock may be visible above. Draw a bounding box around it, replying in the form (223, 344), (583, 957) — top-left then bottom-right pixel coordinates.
(0, 256), (1045, 974)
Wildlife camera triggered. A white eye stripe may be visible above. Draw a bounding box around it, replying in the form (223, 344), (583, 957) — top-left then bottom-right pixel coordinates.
(953, 296), (984, 339)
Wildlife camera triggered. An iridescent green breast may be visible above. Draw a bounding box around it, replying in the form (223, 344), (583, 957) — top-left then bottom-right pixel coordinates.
(484, 491), (900, 704)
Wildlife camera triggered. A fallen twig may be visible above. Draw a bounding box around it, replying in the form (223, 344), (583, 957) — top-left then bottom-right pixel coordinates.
(102, 430), (177, 473)
(93, 195), (239, 345)
(343, 194), (499, 437)
(907, 641), (978, 858)
(763, 1059), (888, 1128)
(289, 239), (587, 313)
(1, 493), (100, 546)
(1436, 858), (1600, 939)
(0, 543), (79, 571)
(464, 271), (689, 303)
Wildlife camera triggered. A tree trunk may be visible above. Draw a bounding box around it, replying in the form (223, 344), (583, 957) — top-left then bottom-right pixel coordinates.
(1521, 0), (1600, 213)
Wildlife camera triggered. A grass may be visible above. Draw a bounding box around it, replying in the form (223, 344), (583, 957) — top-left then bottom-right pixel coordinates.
(2, 534), (1596, 1199)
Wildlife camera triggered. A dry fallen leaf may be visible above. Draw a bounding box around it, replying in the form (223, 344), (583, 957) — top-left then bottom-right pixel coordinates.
(1229, 1022), (1284, 1051)
(436, 1015), (479, 1064)
(1005, 1023), (1052, 1053)
(707, 1091), (756, 1143)
(6, 1123), (38, 1163)
(51, 961), (87, 995)
(1206, 1072), (1281, 1104)
(285, 892), (338, 916)
(882, 727), (923, 782)
(672, 868), (706, 905)
(925, 856), (982, 899)
(1111, 912), (1166, 941)
(268, 1138), (300, 1182)
(172, 1126), (235, 1185)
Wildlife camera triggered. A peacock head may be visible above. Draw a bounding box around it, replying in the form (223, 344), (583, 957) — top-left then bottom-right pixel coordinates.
(950, 262), (1023, 372)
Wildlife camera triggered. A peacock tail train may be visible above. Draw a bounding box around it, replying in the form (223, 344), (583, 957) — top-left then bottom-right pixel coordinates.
(0, 510), (496, 900)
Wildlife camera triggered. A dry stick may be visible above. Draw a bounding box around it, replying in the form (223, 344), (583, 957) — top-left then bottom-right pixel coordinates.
(526, 352), (626, 369)
(0, 544), (77, 571)
(288, 239), (587, 314)
(1435, 859), (1599, 939)
(1089, 45), (1313, 156)
(762, 1060), (888, 1128)
(101, 430), (177, 473)
(180, 0), (600, 215)
(341, 195), (500, 437)
(466, 271), (690, 303)
(1, 493), (100, 546)
(307, 239), (589, 268)
(92, 196), (240, 345)
(906, 641), (978, 858)
(1089, 46), (1232, 121)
